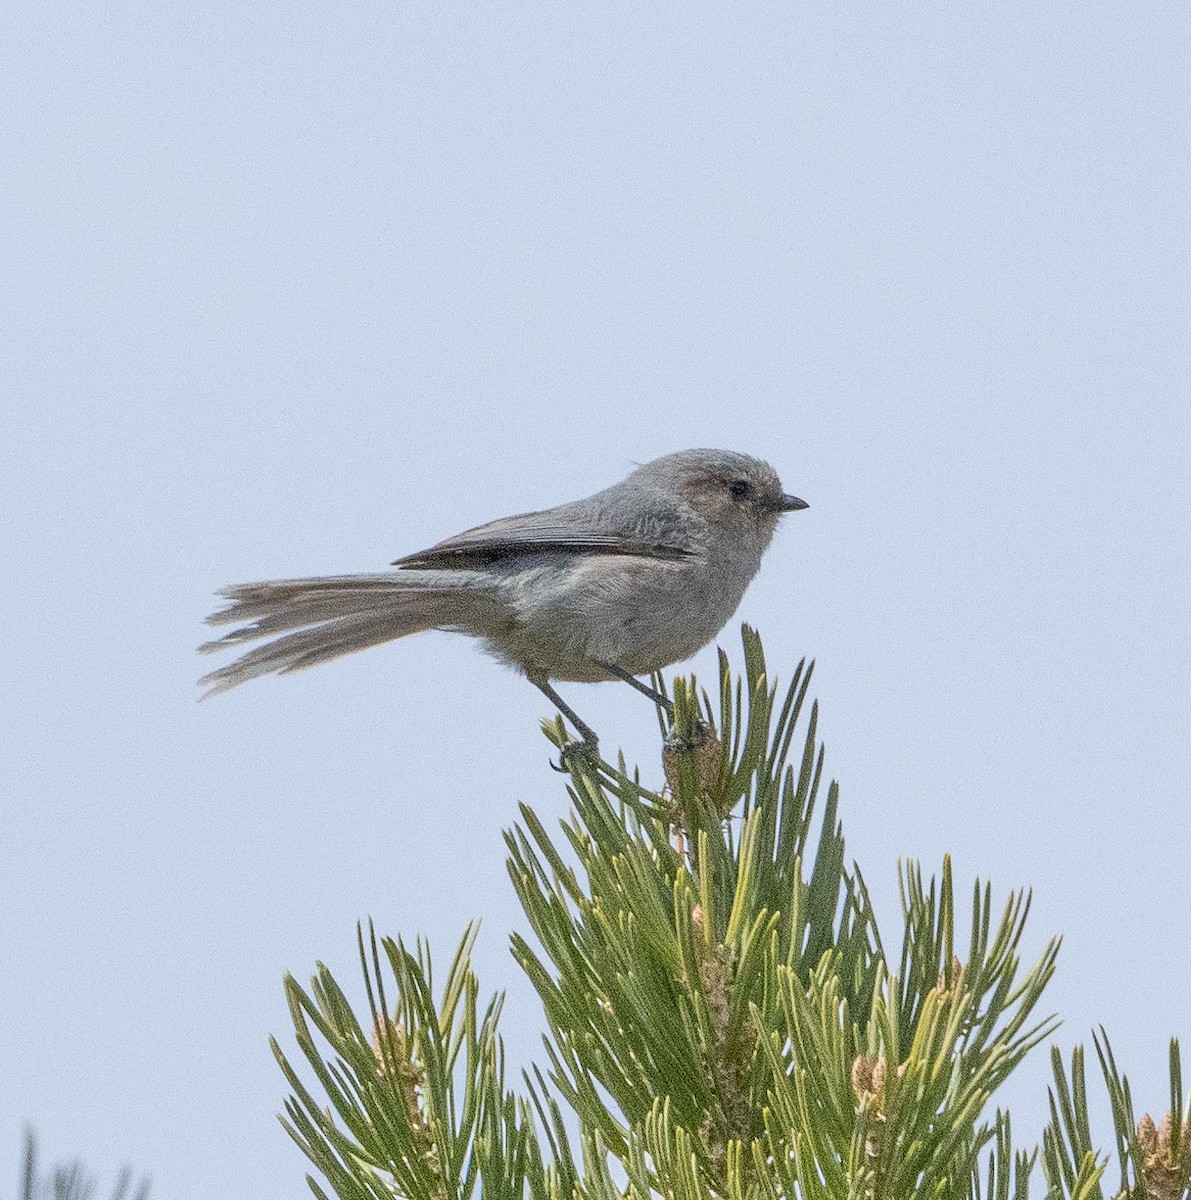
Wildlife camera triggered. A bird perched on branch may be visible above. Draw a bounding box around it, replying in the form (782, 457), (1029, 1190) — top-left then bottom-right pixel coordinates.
(199, 448), (807, 756)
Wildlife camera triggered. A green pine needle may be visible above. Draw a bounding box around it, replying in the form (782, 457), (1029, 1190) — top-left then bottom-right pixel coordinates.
(269, 626), (1184, 1200)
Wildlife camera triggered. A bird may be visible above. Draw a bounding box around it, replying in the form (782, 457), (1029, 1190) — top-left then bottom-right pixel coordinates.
(199, 448), (807, 753)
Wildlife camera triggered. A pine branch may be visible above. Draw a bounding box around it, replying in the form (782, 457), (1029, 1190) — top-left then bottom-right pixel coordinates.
(1040, 1035), (1190, 1200)
(270, 626), (1185, 1200)
(273, 923), (555, 1200)
(15, 1131), (150, 1200)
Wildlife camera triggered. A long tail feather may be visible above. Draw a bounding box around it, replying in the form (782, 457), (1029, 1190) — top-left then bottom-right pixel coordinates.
(197, 573), (500, 697)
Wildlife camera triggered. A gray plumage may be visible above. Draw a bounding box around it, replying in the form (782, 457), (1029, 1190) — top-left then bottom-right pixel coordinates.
(199, 449), (807, 744)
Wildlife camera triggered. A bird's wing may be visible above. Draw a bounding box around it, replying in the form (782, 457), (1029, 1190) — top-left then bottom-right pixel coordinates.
(392, 507), (692, 570)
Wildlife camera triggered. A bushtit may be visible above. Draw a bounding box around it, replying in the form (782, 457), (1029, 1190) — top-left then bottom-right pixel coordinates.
(199, 449), (807, 752)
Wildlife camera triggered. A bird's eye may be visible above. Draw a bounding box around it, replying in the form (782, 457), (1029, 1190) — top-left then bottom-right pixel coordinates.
(728, 479), (751, 499)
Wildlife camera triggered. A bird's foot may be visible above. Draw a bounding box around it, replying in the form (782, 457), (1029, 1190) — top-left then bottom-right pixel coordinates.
(663, 716), (712, 755)
(551, 737), (601, 774)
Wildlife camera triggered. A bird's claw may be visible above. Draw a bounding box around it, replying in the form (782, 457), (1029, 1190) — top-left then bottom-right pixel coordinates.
(663, 716), (711, 754)
(551, 738), (601, 773)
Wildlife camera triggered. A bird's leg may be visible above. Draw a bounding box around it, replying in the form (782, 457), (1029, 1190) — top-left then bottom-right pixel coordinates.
(529, 675), (601, 770)
(599, 662), (715, 765)
(595, 662), (675, 715)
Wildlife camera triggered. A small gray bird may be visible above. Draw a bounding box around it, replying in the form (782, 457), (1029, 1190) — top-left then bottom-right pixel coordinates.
(199, 449), (807, 751)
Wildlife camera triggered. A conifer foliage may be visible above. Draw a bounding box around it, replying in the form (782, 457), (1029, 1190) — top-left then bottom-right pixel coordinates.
(273, 628), (1189, 1200)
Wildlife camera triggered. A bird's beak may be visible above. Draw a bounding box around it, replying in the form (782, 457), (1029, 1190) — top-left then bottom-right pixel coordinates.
(776, 494), (809, 512)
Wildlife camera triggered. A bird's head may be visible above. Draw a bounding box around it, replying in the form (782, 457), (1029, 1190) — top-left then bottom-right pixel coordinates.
(642, 449), (807, 550)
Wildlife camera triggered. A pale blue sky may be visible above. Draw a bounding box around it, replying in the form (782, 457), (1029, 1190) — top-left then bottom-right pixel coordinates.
(3, 2), (1189, 1196)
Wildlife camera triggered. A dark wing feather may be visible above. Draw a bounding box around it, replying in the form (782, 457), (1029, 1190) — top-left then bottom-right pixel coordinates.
(392, 510), (691, 570)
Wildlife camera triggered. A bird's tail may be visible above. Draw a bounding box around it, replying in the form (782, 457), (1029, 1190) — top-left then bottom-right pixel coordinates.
(197, 573), (500, 697)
